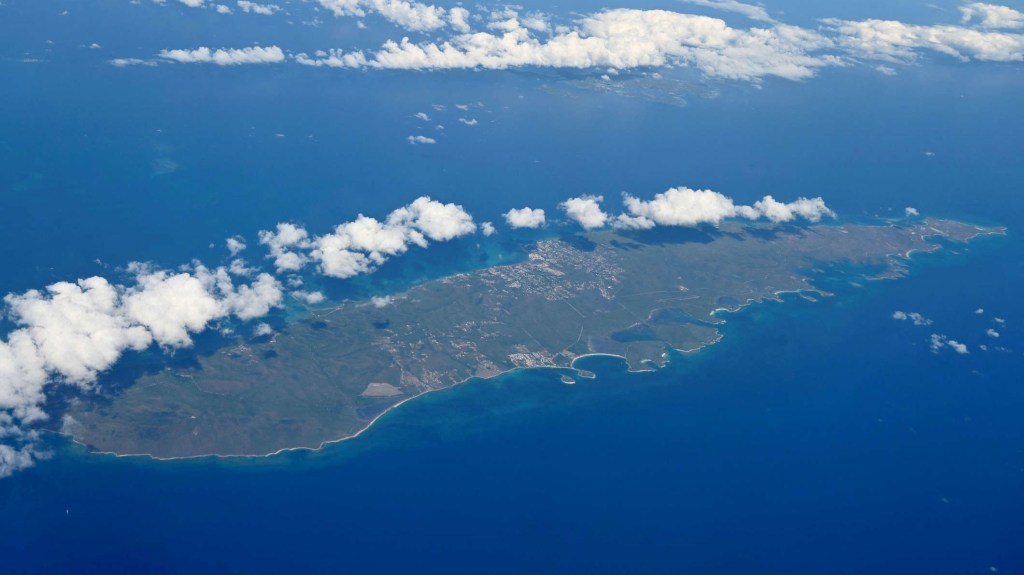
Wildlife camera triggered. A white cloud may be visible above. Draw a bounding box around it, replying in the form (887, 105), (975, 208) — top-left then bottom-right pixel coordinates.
(614, 187), (834, 229)
(995, 317), (1006, 324)
(414, 111), (431, 121)
(317, 0), (448, 32)
(930, 333), (969, 354)
(458, 117), (478, 126)
(905, 206), (919, 217)
(370, 295), (394, 308)
(893, 310), (933, 326)
(960, 3), (1024, 29)
(309, 197), (476, 278)
(5, 278), (153, 385)
(237, 1), (280, 15)
(158, 45), (286, 65)
(948, 339), (969, 354)
(825, 17), (1024, 63)
(504, 207), (546, 229)
(481, 222), (496, 236)
(679, 0), (775, 23)
(0, 443), (37, 479)
(123, 270), (223, 347)
(253, 322), (274, 337)
(388, 196), (477, 241)
(178, 0), (205, 7)
(407, 135), (436, 144)
(226, 236), (247, 256)
(110, 58), (157, 67)
(304, 9), (840, 81)
(561, 196), (609, 230)
(258, 222), (312, 272)
(520, 12), (551, 33)
(449, 6), (471, 33)
(228, 258), (255, 276)
(753, 195), (835, 223)
(987, 328), (1000, 338)
(0, 262), (285, 458)
(292, 290), (326, 304)
(216, 4), (232, 14)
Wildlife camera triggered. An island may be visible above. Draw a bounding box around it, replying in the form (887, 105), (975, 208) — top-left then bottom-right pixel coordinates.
(59, 219), (1004, 458)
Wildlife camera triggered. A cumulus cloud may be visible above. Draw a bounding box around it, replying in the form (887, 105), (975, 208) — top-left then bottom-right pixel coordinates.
(561, 196), (609, 230)
(258, 223), (312, 272)
(0, 261), (285, 467)
(236, 1), (280, 15)
(389, 196), (477, 241)
(414, 112), (431, 121)
(253, 322), (274, 337)
(893, 310), (933, 326)
(905, 206), (919, 217)
(960, 3), (1024, 29)
(306, 197), (477, 279)
(679, 0), (775, 23)
(458, 117), (478, 126)
(986, 328), (1001, 338)
(178, 0), (205, 7)
(449, 6), (471, 33)
(481, 222), (496, 236)
(504, 207), (546, 229)
(370, 295), (395, 308)
(930, 333), (970, 354)
(296, 8), (840, 81)
(292, 290), (326, 304)
(318, 0), (448, 32)
(825, 17), (1024, 63)
(110, 58), (157, 67)
(613, 187), (834, 229)
(226, 236), (247, 256)
(407, 135), (436, 144)
(947, 339), (969, 354)
(158, 45), (285, 65)
(0, 443), (37, 479)
(753, 195), (835, 223)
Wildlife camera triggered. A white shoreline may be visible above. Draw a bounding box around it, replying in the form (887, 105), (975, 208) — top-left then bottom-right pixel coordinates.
(58, 220), (1007, 463)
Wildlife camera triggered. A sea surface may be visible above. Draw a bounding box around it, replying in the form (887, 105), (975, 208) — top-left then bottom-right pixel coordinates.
(1, 2), (1023, 571)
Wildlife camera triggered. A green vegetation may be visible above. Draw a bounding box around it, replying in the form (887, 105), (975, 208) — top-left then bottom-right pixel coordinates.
(63, 219), (1002, 458)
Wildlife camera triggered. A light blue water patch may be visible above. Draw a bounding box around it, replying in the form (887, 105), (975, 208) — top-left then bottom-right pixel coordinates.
(2, 231), (1020, 574)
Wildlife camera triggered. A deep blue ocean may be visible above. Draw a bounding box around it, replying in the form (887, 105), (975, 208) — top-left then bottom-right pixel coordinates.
(2, 1), (1023, 573)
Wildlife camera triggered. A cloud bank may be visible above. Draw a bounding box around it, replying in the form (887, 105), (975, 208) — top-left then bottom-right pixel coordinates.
(0, 263), (284, 473)
(611, 187), (834, 230)
(825, 15), (1024, 63)
(960, 2), (1024, 29)
(1, 183), (839, 476)
(125, 3), (1024, 77)
(158, 45), (285, 65)
(296, 8), (841, 81)
(317, 0), (449, 32)
(258, 197), (478, 280)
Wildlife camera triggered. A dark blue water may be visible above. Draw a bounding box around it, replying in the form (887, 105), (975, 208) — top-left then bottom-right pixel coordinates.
(2, 1), (1024, 572)
(2, 238), (1021, 574)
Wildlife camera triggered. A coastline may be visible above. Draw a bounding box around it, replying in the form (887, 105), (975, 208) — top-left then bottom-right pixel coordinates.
(58, 219), (1008, 463)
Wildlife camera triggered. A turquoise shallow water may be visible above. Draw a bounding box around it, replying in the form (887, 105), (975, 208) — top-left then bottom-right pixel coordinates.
(2, 235), (1022, 574)
(2, 1), (1024, 571)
